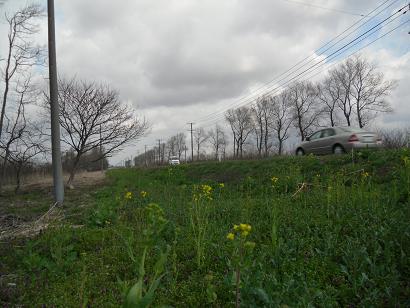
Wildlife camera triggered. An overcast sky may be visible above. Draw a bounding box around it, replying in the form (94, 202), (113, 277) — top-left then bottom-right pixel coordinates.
(1, 0), (409, 164)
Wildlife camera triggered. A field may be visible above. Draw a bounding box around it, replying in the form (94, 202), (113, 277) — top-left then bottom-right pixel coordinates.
(1, 149), (409, 307)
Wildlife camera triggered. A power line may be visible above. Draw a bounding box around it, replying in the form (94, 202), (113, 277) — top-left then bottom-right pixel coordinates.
(282, 0), (367, 17)
(198, 17), (409, 128)
(195, 0), (399, 124)
(196, 3), (409, 127)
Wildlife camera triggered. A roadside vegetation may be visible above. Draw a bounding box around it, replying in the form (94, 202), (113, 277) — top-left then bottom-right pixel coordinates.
(1, 149), (409, 306)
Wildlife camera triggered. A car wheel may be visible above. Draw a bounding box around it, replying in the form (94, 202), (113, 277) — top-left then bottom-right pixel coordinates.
(296, 148), (304, 156)
(333, 144), (345, 155)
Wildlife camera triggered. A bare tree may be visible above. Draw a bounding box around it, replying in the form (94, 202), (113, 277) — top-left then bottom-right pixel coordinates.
(175, 133), (186, 160)
(333, 58), (357, 126)
(271, 92), (293, 155)
(289, 81), (321, 141)
(0, 76), (45, 191)
(317, 71), (342, 127)
(225, 107), (253, 158)
(44, 77), (149, 187)
(8, 124), (46, 193)
(194, 127), (208, 161)
(377, 127), (410, 149)
(0, 76), (34, 188)
(166, 135), (177, 159)
(208, 124), (227, 160)
(350, 56), (396, 128)
(165, 133), (185, 160)
(0, 4), (44, 140)
(251, 96), (274, 157)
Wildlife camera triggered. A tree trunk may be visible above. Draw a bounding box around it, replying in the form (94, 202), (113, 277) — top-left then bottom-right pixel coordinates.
(264, 119), (269, 157)
(0, 149), (11, 189)
(356, 100), (363, 128)
(14, 162), (23, 194)
(233, 132), (236, 158)
(298, 116), (304, 141)
(0, 41), (12, 141)
(67, 153), (82, 188)
(330, 111), (335, 127)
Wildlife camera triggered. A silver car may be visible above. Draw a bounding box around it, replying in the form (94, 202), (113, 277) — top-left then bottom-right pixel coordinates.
(295, 127), (382, 155)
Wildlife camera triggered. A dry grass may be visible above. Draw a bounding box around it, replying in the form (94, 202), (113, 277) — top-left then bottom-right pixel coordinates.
(0, 171), (107, 239)
(2, 171), (106, 192)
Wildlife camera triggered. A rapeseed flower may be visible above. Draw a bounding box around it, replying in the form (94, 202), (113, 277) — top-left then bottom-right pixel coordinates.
(227, 233), (235, 240)
(140, 191), (148, 198)
(239, 223), (251, 232)
(124, 191), (132, 200)
(201, 184), (213, 200)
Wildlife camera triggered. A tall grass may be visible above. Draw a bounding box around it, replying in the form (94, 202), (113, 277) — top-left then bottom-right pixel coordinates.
(1, 149), (409, 306)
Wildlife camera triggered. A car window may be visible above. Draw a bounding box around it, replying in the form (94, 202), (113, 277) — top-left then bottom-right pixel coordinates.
(339, 127), (365, 133)
(309, 131), (322, 140)
(321, 129), (335, 138)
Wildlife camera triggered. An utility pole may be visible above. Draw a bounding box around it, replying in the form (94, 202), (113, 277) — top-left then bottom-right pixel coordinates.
(48, 0), (64, 204)
(184, 145), (187, 163)
(188, 123), (194, 162)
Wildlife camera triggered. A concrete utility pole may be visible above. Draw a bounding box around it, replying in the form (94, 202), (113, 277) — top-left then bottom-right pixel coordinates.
(48, 0), (64, 204)
(188, 123), (194, 162)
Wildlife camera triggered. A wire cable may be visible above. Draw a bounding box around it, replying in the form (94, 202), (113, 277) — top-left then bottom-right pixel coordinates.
(195, 0), (400, 123)
(198, 16), (409, 128)
(196, 3), (409, 126)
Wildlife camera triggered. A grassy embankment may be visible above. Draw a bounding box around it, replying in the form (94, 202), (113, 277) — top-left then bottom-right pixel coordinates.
(1, 149), (409, 306)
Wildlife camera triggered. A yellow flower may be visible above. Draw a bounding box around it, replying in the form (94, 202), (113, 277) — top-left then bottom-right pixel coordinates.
(219, 183), (225, 188)
(233, 224), (239, 231)
(362, 171), (369, 178)
(271, 176), (279, 183)
(239, 223), (251, 232)
(124, 191), (132, 200)
(202, 184), (212, 194)
(140, 191), (148, 198)
(226, 232), (235, 240)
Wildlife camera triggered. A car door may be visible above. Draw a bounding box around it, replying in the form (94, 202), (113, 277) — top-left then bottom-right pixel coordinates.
(304, 130), (323, 154)
(316, 128), (336, 154)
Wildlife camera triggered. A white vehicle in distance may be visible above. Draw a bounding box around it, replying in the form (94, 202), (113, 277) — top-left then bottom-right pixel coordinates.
(168, 155), (180, 165)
